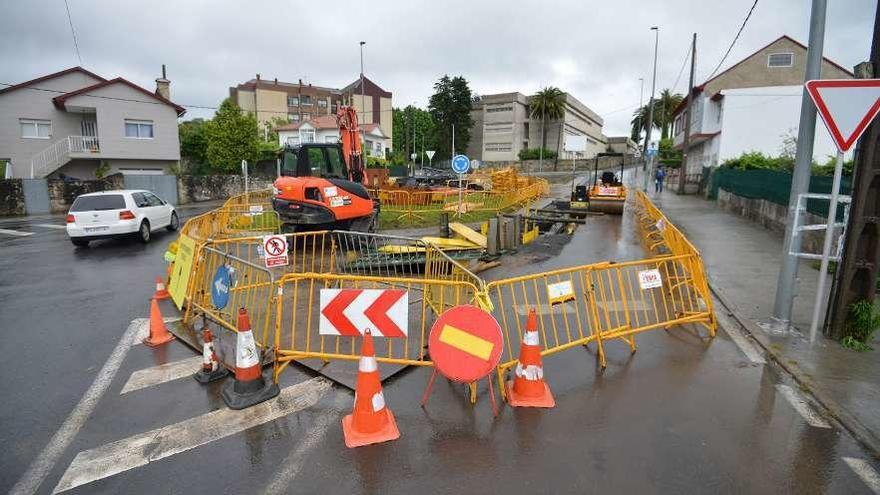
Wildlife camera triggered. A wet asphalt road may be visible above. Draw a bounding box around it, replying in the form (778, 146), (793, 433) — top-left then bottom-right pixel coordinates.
(2, 180), (880, 494)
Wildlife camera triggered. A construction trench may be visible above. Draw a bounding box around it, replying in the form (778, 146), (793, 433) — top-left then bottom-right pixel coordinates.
(167, 164), (715, 393)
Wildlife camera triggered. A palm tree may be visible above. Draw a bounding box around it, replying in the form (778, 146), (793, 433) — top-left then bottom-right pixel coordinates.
(529, 87), (566, 171)
(630, 89), (684, 144)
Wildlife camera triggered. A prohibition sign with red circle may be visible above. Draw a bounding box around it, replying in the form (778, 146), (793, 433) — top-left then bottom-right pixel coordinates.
(428, 305), (503, 383)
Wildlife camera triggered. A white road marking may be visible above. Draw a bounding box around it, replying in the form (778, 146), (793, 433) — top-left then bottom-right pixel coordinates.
(34, 223), (67, 230)
(120, 356), (203, 394)
(776, 384), (832, 429)
(262, 411), (339, 494)
(53, 377), (332, 494)
(0, 228), (33, 237)
(844, 457), (880, 494)
(9, 319), (149, 495)
(715, 311), (765, 364)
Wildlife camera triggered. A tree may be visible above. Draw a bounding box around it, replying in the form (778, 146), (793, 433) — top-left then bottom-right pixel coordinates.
(530, 86), (566, 171)
(205, 99), (260, 173)
(392, 105), (436, 164)
(179, 118), (209, 172)
(630, 88), (684, 144)
(428, 75), (474, 163)
(264, 116), (291, 146)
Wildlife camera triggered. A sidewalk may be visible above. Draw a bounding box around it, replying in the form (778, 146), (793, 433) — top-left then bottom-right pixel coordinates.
(652, 190), (880, 458)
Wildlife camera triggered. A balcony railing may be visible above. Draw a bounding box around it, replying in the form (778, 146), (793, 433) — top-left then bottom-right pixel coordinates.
(29, 135), (101, 178)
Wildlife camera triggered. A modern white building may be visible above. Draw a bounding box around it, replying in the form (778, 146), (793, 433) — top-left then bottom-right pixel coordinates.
(672, 35), (854, 172)
(275, 115), (390, 158)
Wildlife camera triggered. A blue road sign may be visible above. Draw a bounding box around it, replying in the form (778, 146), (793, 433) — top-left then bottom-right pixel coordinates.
(646, 148), (658, 158)
(452, 154), (470, 174)
(212, 265), (231, 310)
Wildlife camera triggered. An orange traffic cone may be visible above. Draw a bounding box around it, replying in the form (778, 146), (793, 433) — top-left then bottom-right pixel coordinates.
(342, 330), (400, 448)
(153, 276), (171, 300)
(193, 325), (229, 384)
(506, 309), (555, 408)
(221, 308), (279, 409)
(143, 297), (175, 347)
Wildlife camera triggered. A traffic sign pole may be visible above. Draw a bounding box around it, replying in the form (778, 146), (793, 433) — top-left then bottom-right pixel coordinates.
(809, 150), (845, 342)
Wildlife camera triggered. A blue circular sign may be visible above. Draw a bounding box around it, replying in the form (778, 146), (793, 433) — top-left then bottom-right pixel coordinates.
(452, 154), (470, 174)
(211, 265), (231, 310)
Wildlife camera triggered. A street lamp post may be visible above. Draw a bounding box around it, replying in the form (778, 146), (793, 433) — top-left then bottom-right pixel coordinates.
(643, 26), (659, 192)
(359, 41), (366, 161)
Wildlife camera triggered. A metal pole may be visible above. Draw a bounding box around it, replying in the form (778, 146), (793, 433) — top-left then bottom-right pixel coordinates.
(678, 33), (697, 195)
(359, 41), (366, 160)
(773, 0), (827, 325)
(809, 151), (845, 342)
(636, 77), (644, 185)
(643, 26), (659, 192)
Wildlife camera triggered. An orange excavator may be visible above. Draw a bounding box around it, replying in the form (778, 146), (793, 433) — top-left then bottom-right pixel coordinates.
(272, 106), (380, 232)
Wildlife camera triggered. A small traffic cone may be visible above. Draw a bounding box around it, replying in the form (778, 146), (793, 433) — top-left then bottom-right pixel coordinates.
(153, 276), (171, 300)
(342, 330), (400, 448)
(193, 326), (229, 384)
(143, 297), (175, 347)
(506, 309), (555, 408)
(221, 308), (279, 410)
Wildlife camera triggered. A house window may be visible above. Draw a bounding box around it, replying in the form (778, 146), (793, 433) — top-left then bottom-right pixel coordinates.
(301, 129), (315, 143)
(302, 113), (311, 121)
(768, 53), (794, 67)
(20, 119), (51, 139)
(301, 95), (312, 106)
(288, 96), (299, 106)
(486, 105), (513, 113)
(290, 114), (300, 122)
(485, 142), (512, 152)
(318, 99), (328, 108)
(124, 119), (154, 139)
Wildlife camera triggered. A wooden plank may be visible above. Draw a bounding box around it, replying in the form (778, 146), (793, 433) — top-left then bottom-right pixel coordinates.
(449, 222), (487, 248)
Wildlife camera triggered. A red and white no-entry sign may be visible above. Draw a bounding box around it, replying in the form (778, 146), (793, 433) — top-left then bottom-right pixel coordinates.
(261, 235), (288, 268)
(806, 79), (880, 153)
(428, 305), (503, 383)
(319, 289), (408, 337)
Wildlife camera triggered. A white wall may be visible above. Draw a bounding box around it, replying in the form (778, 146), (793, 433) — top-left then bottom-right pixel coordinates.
(718, 85), (844, 164)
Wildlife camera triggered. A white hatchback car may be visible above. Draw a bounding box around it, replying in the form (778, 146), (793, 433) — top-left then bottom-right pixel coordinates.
(66, 190), (179, 247)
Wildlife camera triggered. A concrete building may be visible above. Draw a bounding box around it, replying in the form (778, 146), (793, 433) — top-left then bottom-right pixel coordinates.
(607, 136), (639, 155)
(671, 35), (853, 172)
(230, 74), (392, 150)
(275, 115), (390, 158)
(467, 91), (606, 163)
(0, 66), (185, 179)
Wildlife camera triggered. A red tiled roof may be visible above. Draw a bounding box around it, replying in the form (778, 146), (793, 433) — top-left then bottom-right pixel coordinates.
(52, 77), (186, 116)
(0, 66), (106, 95)
(275, 115), (385, 136)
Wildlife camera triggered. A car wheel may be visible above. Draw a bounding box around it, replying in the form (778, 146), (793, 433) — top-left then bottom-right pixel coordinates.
(138, 220), (151, 243)
(167, 212), (179, 232)
(71, 238), (89, 247)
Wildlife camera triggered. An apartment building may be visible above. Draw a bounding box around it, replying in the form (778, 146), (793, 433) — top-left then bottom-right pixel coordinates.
(671, 35), (853, 172)
(0, 66), (185, 179)
(229, 74), (392, 149)
(467, 91), (606, 162)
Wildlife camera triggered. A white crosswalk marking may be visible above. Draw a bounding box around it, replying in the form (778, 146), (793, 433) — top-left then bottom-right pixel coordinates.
(715, 310), (765, 364)
(53, 377), (332, 493)
(120, 356), (204, 394)
(776, 384), (831, 429)
(0, 228), (33, 237)
(844, 457), (880, 494)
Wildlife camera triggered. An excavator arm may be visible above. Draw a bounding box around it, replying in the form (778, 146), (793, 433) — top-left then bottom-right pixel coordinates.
(336, 106), (365, 184)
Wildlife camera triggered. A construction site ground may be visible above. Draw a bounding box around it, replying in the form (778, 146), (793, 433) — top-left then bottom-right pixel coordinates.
(3, 170), (880, 494)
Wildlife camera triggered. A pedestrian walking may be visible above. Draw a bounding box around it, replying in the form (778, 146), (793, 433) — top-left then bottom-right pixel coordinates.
(654, 166), (666, 193)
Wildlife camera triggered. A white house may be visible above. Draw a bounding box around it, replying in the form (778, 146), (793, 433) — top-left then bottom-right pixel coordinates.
(672, 35), (854, 172)
(275, 115), (390, 158)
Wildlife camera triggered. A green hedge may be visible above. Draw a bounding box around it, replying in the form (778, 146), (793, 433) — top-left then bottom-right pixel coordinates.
(710, 168), (851, 219)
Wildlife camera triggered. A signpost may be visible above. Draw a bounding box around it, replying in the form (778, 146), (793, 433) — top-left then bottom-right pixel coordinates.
(319, 288), (408, 337)
(211, 265), (231, 310)
(565, 135), (588, 196)
(452, 154), (470, 216)
(803, 79), (880, 341)
(426, 150), (435, 167)
(644, 143), (658, 192)
(421, 305), (503, 415)
(168, 234), (196, 309)
(261, 235), (289, 268)
(241, 160), (249, 200)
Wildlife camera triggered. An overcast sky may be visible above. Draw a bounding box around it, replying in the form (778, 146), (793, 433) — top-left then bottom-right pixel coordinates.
(1, 0), (875, 137)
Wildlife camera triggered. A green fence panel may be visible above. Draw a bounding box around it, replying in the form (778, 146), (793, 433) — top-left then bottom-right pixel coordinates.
(710, 168), (851, 219)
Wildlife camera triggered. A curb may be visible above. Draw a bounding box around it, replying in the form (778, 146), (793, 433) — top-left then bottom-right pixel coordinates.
(710, 282), (880, 461)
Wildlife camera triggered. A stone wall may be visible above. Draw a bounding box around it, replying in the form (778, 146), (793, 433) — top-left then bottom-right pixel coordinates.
(46, 174), (126, 213)
(0, 179), (25, 216)
(176, 175), (275, 204)
(717, 188), (825, 253)
(486, 154), (636, 173)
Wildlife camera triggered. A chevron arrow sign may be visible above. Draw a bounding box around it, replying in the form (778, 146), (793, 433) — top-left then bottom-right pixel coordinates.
(319, 289), (408, 337)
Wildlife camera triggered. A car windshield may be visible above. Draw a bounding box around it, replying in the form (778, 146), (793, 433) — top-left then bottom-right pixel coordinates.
(70, 194), (126, 211)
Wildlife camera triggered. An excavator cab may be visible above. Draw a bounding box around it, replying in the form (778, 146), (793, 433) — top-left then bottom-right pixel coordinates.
(272, 143), (378, 233)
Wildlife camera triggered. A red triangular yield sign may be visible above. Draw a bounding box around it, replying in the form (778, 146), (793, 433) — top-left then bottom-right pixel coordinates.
(806, 79), (880, 153)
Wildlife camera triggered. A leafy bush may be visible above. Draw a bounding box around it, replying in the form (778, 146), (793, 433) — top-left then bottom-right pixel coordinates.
(366, 156), (388, 168)
(842, 300), (880, 351)
(721, 151), (795, 172)
(518, 148), (557, 160)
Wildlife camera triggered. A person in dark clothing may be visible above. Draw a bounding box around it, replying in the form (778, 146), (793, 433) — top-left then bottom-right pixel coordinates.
(654, 166), (666, 193)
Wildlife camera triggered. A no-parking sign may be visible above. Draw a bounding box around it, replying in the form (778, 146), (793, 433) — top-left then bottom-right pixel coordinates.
(261, 235), (288, 268)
